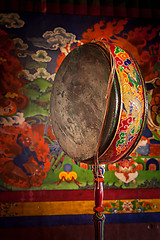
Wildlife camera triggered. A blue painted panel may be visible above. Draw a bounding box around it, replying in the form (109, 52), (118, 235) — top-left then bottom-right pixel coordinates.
(1, 213), (160, 228)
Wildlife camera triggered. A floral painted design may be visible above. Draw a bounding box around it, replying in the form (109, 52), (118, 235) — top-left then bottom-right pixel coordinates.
(122, 201), (133, 212)
(0, 203), (17, 217)
(103, 199), (156, 214)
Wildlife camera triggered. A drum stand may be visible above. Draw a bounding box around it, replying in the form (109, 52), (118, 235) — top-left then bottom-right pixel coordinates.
(92, 165), (105, 240)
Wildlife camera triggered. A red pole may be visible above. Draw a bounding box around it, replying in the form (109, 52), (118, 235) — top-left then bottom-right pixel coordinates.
(92, 165), (105, 240)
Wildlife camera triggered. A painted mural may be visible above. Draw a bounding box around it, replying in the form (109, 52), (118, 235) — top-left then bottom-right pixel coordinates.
(0, 13), (160, 190)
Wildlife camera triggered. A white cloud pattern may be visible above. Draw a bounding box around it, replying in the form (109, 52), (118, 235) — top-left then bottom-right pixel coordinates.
(0, 13), (24, 28)
(31, 50), (52, 62)
(29, 27), (79, 53)
(24, 68), (55, 82)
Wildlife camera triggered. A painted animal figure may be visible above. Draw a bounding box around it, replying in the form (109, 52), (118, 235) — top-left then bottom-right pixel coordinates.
(13, 134), (44, 176)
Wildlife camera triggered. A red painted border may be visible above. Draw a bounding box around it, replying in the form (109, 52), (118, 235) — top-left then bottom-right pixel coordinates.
(75, 4), (88, 15)
(0, 189), (160, 202)
(0, 2), (158, 18)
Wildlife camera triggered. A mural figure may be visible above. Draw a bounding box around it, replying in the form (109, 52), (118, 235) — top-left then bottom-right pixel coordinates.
(146, 158), (159, 171)
(115, 159), (138, 185)
(13, 134), (44, 176)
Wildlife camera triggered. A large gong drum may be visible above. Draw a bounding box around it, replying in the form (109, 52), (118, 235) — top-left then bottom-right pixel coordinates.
(50, 40), (148, 164)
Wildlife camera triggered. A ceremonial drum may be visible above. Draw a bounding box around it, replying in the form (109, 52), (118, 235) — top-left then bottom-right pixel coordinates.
(50, 41), (148, 164)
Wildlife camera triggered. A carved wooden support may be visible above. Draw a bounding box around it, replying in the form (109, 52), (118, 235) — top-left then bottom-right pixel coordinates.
(92, 165), (105, 240)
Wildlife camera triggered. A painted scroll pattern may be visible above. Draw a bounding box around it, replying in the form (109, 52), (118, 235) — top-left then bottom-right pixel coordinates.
(103, 199), (156, 214)
(99, 43), (145, 163)
(115, 46), (144, 155)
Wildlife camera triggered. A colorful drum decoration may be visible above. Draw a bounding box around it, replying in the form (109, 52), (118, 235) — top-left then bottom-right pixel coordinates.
(50, 40), (148, 165)
(94, 41), (148, 164)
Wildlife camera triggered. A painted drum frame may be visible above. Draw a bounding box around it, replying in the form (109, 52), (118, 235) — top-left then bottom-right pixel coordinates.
(92, 40), (148, 164)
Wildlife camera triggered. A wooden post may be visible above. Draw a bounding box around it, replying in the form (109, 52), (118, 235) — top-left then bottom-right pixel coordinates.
(92, 165), (105, 240)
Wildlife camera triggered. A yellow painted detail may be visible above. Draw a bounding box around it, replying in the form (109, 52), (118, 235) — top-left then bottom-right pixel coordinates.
(0, 199), (159, 217)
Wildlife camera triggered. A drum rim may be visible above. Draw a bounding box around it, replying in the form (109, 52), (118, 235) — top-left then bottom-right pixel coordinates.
(97, 45), (148, 164)
(84, 42), (122, 162)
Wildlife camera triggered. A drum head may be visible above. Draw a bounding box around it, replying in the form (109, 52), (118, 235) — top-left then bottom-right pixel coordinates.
(50, 43), (120, 162)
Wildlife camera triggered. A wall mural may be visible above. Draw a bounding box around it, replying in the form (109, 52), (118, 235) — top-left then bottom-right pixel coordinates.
(0, 13), (159, 190)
